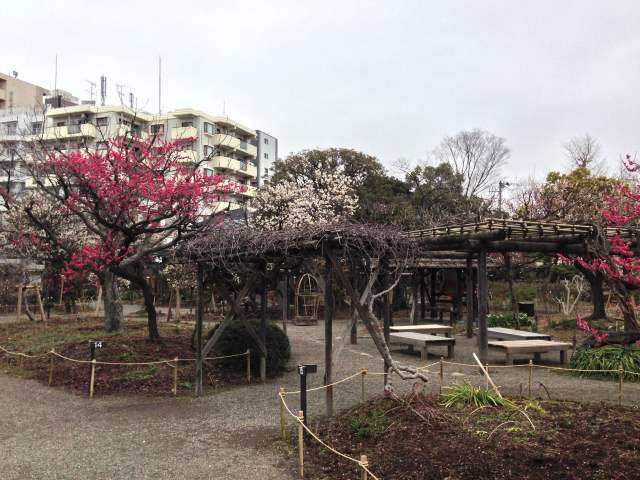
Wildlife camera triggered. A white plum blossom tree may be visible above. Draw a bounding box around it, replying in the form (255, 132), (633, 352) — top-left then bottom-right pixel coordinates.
(253, 167), (360, 230)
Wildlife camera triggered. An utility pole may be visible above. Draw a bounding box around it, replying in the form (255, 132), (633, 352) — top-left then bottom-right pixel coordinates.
(498, 180), (510, 218)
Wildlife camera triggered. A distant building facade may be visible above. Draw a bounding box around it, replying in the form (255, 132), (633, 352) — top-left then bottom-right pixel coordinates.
(255, 130), (278, 186)
(0, 72), (49, 111)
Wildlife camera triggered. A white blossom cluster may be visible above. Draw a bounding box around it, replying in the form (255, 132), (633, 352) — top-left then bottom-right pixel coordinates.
(252, 167), (359, 230)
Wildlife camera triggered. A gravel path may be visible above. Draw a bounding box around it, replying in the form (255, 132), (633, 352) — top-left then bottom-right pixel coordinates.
(1, 318), (638, 479)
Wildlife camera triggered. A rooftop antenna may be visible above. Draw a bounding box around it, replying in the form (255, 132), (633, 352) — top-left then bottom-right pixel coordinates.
(85, 80), (96, 101)
(129, 92), (135, 109)
(100, 75), (107, 106)
(54, 54), (58, 93)
(116, 84), (128, 105)
(158, 56), (162, 114)
(222, 99), (226, 116)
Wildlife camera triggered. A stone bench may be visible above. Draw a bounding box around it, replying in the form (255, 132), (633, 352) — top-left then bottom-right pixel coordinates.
(488, 340), (571, 365)
(390, 324), (453, 337)
(390, 332), (455, 360)
(487, 327), (551, 341)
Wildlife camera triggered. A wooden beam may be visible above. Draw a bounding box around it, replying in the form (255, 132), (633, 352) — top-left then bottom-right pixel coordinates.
(195, 264), (204, 396)
(466, 258), (474, 338)
(477, 248), (489, 364)
(324, 253), (334, 417)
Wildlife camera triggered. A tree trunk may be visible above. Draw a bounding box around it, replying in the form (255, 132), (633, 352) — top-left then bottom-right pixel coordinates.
(102, 270), (123, 332)
(576, 264), (606, 320)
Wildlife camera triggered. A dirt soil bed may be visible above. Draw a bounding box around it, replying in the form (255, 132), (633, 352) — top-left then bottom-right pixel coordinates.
(0, 319), (246, 396)
(304, 393), (640, 480)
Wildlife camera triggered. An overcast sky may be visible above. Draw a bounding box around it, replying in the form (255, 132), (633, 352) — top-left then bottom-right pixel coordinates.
(4, 1), (640, 184)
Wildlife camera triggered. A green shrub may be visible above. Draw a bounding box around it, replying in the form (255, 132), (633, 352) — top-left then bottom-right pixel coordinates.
(487, 313), (532, 329)
(440, 383), (512, 408)
(348, 409), (389, 439)
(570, 346), (640, 381)
(211, 320), (290, 376)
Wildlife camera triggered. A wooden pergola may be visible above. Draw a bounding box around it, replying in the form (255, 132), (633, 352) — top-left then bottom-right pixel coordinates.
(180, 219), (632, 413)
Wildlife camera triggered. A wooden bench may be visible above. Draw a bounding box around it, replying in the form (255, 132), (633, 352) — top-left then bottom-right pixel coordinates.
(390, 332), (455, 359)
(488, 340), (571, 365)
(390, 324), (453, 337)
(486, 327), (551, 341)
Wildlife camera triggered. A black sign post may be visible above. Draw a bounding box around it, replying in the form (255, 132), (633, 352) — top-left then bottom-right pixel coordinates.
(298, 363), (317, 439)
(88, 340), (106, 361)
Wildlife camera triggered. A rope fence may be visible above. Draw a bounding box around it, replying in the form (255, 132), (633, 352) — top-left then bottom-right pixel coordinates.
(277, 357), (640, 479)
(0, 344), (251, 398)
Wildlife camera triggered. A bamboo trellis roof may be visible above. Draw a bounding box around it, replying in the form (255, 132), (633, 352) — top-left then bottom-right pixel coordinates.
(407, 218), (636, 241)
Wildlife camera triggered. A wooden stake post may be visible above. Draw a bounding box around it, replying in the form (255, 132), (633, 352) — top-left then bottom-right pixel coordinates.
(465, 258), (474, 338)
(360, 455), (369, 480)
(323, 254), (334, 417)
(172, 357), (179, 395)
(297, 410), (305, 477)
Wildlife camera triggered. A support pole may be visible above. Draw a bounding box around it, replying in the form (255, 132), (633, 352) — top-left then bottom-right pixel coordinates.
(324, 253), (334, 417)
(16, 285), (23, 322)
(350, 267), (358, 344)
(411, 270), (419, 325)
(383, 271), (391, 384)
(466, 258), (474, 338)
(260, 279), (267, 383)
(35, 286), (46, 323)
(279, 387), (287, 441)
(173, 356), (179, 395)
(419, 269), (426, 321)
(281, 271), (288, 335)
(429, 269), (437, 320)
(297, 410), (305, 477)
(528, 359), (533, 398)
(48, 352), (55, 386)
(195, 264), (204, 396)
(89, 358), (96, 399)
(477, 247), (489, 364)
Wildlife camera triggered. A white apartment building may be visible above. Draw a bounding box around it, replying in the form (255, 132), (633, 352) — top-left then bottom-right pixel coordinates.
(0, 103), (271, 213)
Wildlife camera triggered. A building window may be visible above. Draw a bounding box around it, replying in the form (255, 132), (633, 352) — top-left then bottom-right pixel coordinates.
(96, 117), (109, 127)
(3, 121), (17, 135)
(96, 141), (108, 151)
(151, 124), (164, 134)
(31, 122), (43, 134)
(181, 121), (194, 128)
(263, 138), (269, 144)
(264, 153), (269, 159)
(204, 122), (214, 134)
(56, 121), (66, 127)
(204, 145), (214, 157)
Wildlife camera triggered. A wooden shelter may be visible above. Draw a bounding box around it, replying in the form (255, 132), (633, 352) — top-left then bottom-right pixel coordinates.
(179, 218), (631, 413)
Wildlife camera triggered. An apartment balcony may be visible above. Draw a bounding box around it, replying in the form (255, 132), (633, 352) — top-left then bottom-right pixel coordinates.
(41, 123), (97, 141)
(237, 186), (256, 198)
(209, 155), (257, 178)
(171, 126), (198, 140)
(209, 133), (257, 158)
(178, 149), (198, 163)
(115, 125), (149, 139)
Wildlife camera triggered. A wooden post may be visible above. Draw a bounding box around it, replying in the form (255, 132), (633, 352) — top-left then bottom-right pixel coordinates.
(429, 269), (437, 320)
(282, 272), (288, 334)
(35, 286), (46, 323)
(89, 358), (96, 398)
(246, 349), (251, 383)
(528, 359), (533, 398)
(58, 276), (65, 307)
(297, 410), (305, 477)
(324, 253), (334, 417)
(360, 454), (369, 480)
(411, 270), (419, 325)
(477, 247), (489, 364)
(95, 285), (102, 315)
(419, 269), (426, 321)
(439, 357), (444, 394)
(260, 280), (267, 383)
(48, 352), (55, 386)
(361, 369), (367, 403)
(172, 357), (179, 395)
(195, 264), (204, 396)
(16, 285), (23, 322)
(279, 387), (287, 440)
(350, 267), (359, 344)
(618, 366), (624, 406)
(465, 258), (474, 338)
(166, 289), (174, 322)
(175, 288), (181, 323)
